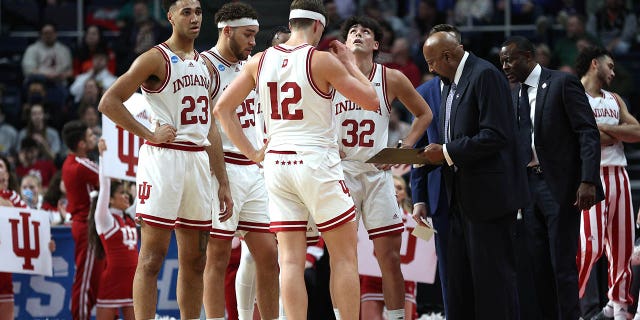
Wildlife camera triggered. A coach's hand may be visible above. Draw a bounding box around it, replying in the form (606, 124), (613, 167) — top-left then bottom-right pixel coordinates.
(574, 182), (597, 210)
(217, 182), (234, 222)
(412, 203), (429, 227)
(150, 122), (177, 144)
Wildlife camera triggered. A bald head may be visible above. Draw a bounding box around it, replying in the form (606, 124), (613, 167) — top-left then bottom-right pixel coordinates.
(422, 31), (463, 81)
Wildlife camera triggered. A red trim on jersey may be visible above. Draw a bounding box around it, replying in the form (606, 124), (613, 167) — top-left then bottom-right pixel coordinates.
(136, 213), (175, 230)
(381, 65), (392, 113)
(175, 217), (212, 230)
(206, 49), (232, 67)
(141, 45), (171, 93)
(0, 294), (13, 302)
(238, 221), (271, 233)
(267, 150), (297, 155)
(270, 220), (308, 232)
(201, 53), (221, 98)
(209, 228), (235, 240)
(316, 206), (356, 232)
(368, 223), (405, 239)
(368, 63), (377, 81)
(145, 141), (205, 152)
(611, 90), (623, 111)
(256, 50), (268, 95)
(306, 47), (332, 99)
(160, 43), (198, 61)
(224, 152), (256, 165)
(306, 235), (320, 245)
(273, 44), (309, 53)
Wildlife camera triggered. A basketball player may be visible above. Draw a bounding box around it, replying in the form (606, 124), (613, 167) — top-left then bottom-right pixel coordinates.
(213, 1), (380, 319)
(61, 120), (103, 320)
(334, 16), (432, 320)
(200, 3), (279, 320)
(98, 1), (232, 318)
(575, 46), (640, 320)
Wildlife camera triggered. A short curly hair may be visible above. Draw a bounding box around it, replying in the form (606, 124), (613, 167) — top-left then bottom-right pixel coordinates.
(340, 16), (382, 43)
(575, 46), (610, 79)
(215, 2), (258, 27)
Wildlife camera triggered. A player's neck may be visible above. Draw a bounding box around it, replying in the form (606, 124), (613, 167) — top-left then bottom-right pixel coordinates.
(165, 35), (195, 58)
(581, 75), (603, 97)
(286, 31), (316, 47)
(355, 56), (374, 76)
(215, 42), (239, 64)
(70, 149), (88, 158)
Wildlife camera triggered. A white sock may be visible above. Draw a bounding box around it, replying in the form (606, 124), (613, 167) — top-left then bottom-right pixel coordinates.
(603, 302), (614, 317)
(236, 241), (257, 320)
(333, 308), (341, 320)
(386, 308), (405, 320)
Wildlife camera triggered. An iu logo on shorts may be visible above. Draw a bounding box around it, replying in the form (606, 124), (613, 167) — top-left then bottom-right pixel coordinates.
(338, 180), (351, 197)
(9, 212), (41, 270)
(138, 181), (152, 204)
(282, 59), (288, 68)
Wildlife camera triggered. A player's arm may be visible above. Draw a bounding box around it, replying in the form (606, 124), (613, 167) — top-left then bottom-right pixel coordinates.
(318, 41), (379, 111)
(213, 53), (266, 163)
(386, 68), (432, 148)
(599, 93), (640, 143)
(98, 49), (176, 144)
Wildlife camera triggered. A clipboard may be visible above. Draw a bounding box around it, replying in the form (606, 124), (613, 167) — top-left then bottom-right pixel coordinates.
(365, 148), (433, 165)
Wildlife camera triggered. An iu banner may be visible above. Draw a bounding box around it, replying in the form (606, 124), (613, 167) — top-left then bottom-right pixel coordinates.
(101, 92), (153, 182)
(357, 216), (437, 284)
(0, 207), (52, 276)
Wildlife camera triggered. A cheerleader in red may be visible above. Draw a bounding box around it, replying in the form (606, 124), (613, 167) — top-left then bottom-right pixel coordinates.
(88, 140), (137, 320)
(0, 167), (27, 320)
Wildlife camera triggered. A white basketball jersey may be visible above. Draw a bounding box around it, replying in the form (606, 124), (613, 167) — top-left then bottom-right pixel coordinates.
(141, 43), (212, 146)
(201, 47), (259, 153)
(334, 63), (390, 169)
(588, 90), (626, 166)
(257, 44), (335, 150)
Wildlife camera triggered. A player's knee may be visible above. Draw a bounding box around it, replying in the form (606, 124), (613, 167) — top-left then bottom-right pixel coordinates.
(139, 251), (167, 276)
(375, 247), (401, 267)
(251, 245), (278, 270)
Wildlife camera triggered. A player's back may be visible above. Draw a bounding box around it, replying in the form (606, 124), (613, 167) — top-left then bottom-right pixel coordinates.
(334, 63), (390, 164)
(257, 44), (336, 151)
(142, 43), (212, 147)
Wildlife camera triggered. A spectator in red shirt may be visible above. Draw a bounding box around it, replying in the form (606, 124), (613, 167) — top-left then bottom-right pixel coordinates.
(385, 37), (422, 88)
(15, 137), (57, 188)
(61, 120), (104, 320)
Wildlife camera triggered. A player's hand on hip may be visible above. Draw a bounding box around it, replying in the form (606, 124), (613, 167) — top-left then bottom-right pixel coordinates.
(217, 183), (234, 222)
(150, 122), (177, 144)
(250, 139), (269, 164)
(412, 203), (429, 227)
(574, 182), (597, 210)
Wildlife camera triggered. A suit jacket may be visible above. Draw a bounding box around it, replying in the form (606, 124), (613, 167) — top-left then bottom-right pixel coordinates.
(517, 67), (604, 205)
(411, 76), (444, 216)
(441, 53), (528, 220)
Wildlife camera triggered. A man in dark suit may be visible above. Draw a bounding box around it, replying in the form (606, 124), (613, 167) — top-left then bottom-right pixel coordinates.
(419, 28), (528, 319)
(499, 36), (604, 320)
(410, 25), (462, 319)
